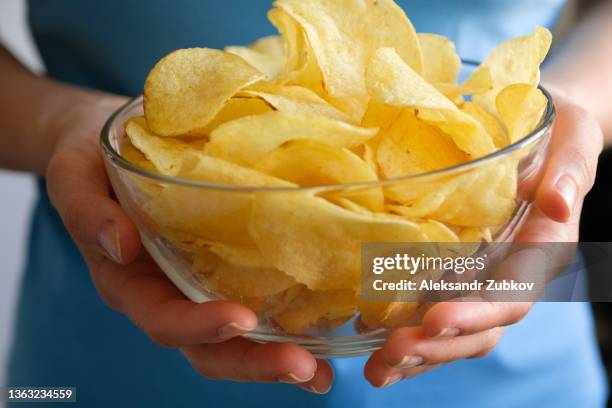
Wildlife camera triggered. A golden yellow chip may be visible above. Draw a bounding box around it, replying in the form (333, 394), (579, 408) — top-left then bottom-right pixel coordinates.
(461, 102), (509, 148)
(376, 110), (469, 178)
(202, 97), (273, 135)
(359, 301), (420, 330)
(469, 26), (552, 114)
(121, 142), (157, 172)
(418, 33), (461, 85)
(248, 193), (428, 291)
(226, 35), (286, 80)
(272, 288), (357, 334)
(125, 117), (190, 176)
(254, 139), (384, 211)
(267, 8), (323, 90)
(240, 86), (354, 123)
(386, 160), (518, 227)
(496, 84), (548, 143)
(366, 47), (495, 157)
(144, 48), (264, 137)
(206, 111), (377, 165)
(274, 0), (423, 97)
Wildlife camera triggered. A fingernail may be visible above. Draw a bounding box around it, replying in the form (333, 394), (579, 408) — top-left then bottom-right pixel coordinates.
(556, 175), (577, 215)
(279, 372), (315, 384)
(435, 328), (460, 338)
(98, 222), (122, 263)
(380, 374), (402, 388)
(217, 322), (253, 340)
(393, 355), (424, 369)
(306, 383), (331, 395)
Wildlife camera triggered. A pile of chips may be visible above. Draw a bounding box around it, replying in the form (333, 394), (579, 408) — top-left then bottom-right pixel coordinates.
(122, 0), (552, 334)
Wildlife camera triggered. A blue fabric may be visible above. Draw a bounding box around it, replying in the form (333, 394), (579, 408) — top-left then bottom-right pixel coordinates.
(8, 1), (607, 406)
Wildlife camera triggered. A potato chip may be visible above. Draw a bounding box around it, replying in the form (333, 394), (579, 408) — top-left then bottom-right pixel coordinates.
(263, 8), (327, 99)
(121, 142), (156, 172)
(254, 139), (378, 186)
(144, 48), (264, 136)
(460, 227), (493, 243)
(226, 36), (285, 80)
(469, 26), (552, 115)
(136, 138), (296, 246)
(274, 0), (423, 98)
(496, 84), (548, 143)
(240, 86), (354, 123)
(376, 110), (469, 178)
(271, 287), (357, 334)
(386, 160), (518, 227)
(206, 111), (377, 165)
(204, 241), (274, 269)
(359, 301), (420, 330)
(419, 220), (460, 243)
(201, 97), (273, 135)
(461, 102), (509, 148)
(366, 47), (495, 157)
(125, 117), (190, 176)
(193, 253), (297, 299)
(249, 193), (427, 290)
(418, 33), (461, 85)
(254, 139), (384, 211)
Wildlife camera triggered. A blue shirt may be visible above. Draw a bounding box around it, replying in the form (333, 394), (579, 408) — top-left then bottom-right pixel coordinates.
(8, 1), (607, 407)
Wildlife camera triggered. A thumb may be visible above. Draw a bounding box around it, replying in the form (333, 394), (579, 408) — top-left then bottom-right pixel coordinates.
(46, 139), (140, 265)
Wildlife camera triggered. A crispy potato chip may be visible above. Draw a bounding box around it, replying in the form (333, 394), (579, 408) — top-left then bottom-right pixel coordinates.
(274, 0), (423, 97)
(205, 241), (274, 269)
(121, 142), (157, 172)
(386, 160), (518, 227)
(496, 84), (547, 143)
(254, 139), (384, 211)
(272, 288), (357, 334)
(418, 33), (461, 85)
(376, 110), (469, 178)
(432, 68), (493, 105)
(144, 48), (264, 137)
(226, 36), (286, 80)
(268, 8), (324, 90)
(202, 97), (273, 135)
(193, 252), (296, 299)
(240, 86), (353, 123)
(366, 47), (495, 157)
(419, 220), (460, 243)
(254, 139), (378, 186)
(125, 117), (191, 176)
(460, 227), (493, 243)
(138, 144), (295, 246)
(359, 301), (419, 330)
(249, 193), (428, 290)
(469, 27), (552, 115)
(461, 102), (509, 148)
(206, 111), (377, 165)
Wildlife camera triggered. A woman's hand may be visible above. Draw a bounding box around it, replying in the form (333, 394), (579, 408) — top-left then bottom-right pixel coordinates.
(364, 91), (603, 388)
(44, 95), (333, 394)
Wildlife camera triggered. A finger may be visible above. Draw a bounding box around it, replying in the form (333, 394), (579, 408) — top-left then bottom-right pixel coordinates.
(420, 301), (531, 338)
(536, 96), (602, 223)
(298, 359), (334, 394)
(379, 326), (505, 369)
(93, 255), (258, 347)
(364, 348), (438, 388)
(47, 145), (140, 264)
(182, 339), (317, 384)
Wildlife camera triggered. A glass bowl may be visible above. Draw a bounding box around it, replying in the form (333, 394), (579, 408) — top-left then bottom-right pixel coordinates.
(101, 64), (555, 358)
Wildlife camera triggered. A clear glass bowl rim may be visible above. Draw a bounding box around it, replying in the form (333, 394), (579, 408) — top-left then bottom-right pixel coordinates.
(100, 60), (556, 193)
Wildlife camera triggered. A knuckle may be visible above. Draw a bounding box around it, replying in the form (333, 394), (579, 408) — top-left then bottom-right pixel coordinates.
(565, 148), (598, 190)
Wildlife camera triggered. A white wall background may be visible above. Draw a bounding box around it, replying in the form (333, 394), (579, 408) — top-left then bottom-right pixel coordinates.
(0, 0), (41, 392)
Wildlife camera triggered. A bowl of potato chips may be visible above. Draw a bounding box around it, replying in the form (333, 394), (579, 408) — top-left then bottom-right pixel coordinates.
(101, 0), (555, 357)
